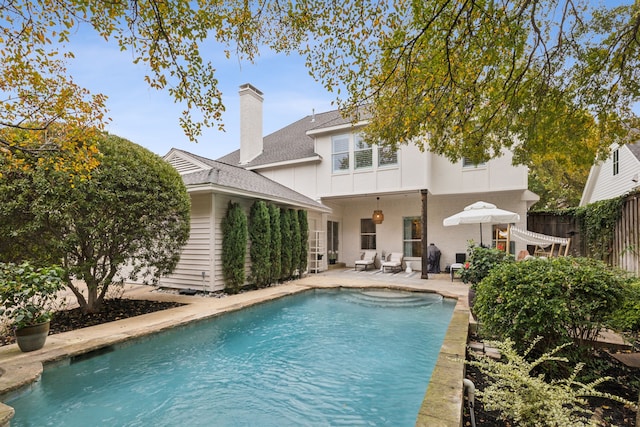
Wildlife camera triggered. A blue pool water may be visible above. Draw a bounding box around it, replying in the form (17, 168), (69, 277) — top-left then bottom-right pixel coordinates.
(9, 289), (455, 426)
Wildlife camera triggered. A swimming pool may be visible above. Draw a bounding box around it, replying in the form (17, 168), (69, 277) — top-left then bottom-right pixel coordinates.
(8, 288), (455, 426)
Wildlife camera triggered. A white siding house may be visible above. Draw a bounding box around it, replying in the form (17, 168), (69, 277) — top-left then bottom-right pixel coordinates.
(580, 142), (640, 206)
(215, 84), (538, 274)
(161, 148), (330, 292)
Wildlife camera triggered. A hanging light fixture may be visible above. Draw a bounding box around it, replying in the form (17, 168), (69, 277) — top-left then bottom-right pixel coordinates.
(372, 197), (384, 224)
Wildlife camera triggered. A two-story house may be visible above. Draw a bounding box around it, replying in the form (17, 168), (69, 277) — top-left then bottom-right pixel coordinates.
(163, 83), (537, 291)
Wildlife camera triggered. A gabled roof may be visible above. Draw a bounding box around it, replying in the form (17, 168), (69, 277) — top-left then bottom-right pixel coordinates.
(164, 149), (331, 212)
(216, 109), (358, 169)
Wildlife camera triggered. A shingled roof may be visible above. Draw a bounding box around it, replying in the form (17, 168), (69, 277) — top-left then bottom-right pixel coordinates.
(216, 109), (353, 168)
(166, 149), (330, 212)
(627, 141), (640, 161)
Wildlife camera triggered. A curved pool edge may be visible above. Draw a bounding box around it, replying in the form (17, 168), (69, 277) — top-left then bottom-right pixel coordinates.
(0, 275), (470, 427)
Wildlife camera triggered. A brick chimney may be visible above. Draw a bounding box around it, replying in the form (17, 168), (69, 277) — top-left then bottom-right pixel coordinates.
(239, 83), (263, 164)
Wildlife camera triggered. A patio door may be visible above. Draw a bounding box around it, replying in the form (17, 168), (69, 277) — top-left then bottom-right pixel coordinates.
(327, 220), (339, 262)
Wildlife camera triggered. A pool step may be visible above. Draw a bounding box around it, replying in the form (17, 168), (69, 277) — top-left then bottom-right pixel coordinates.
(343, 290), (443, 308)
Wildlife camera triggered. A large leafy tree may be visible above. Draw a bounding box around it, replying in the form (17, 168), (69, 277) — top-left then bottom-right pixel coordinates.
(2, 0), (638, 172)
(0, 133), (191, 313)
(297, 0), (639, 167)
(0, 0), (298, 173)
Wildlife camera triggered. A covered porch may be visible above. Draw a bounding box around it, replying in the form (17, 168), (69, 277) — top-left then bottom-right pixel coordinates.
(312, 189), (535, 277)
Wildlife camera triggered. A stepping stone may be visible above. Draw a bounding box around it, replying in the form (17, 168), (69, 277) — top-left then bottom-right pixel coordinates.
(610, 352), (640, 369)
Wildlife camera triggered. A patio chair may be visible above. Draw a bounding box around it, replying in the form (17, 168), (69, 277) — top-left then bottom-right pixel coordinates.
(355, 250), (377, 271)
(381, 252), (403, 273)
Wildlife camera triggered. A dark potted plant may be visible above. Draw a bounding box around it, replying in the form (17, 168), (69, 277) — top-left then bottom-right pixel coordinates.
(0, 262), (65, 352)
(328, 251), (337, 265)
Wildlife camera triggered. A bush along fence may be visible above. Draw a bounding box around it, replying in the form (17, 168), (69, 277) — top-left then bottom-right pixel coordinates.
(223, 200), (310, 294)
(528, 188), (639, 275)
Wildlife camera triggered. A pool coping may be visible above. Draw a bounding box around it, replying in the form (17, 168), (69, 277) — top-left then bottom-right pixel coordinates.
(0, 273), (470, 427)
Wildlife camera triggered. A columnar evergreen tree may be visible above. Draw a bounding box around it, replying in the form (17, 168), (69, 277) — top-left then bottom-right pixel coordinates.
(298, 210), (308, 275)
(249, 200), (271, 288)
(280, 207), (292, 281)
(268, 204), (282, 284)
(289, 209), (301, 278)
(222, 201), (247, 294)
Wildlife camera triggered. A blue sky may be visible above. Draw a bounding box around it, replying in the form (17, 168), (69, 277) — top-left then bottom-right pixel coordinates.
(68, 31), (336, 160)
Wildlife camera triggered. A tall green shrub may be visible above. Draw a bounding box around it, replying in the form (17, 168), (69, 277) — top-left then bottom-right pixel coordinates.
(474, 257), (629, 353)
(280, 207), (292, 280)
(249, 200), (271, 288)
(268, 204), (282, 284)
(289, 209), (301, 278)
(298, 210), (308, 275)
(608, 279), (640, 332)
(222, 201), (247, 294)
(0, 133), (191, 313)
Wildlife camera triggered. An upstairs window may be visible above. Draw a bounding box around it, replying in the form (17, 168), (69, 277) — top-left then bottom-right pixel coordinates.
(378, 146), (398, 167)
(462, 157), (486, 168)
(613, 149), (619, 175)
(332, 135), (350, 172)
(354, 135), (373, 169)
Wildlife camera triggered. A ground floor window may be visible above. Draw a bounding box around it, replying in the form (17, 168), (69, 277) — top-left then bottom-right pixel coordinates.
(403, 216), (422, 257)
(361, 218), (376, 250)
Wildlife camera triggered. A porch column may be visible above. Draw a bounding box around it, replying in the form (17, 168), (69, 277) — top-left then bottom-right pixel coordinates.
(421, 189), (429, 279)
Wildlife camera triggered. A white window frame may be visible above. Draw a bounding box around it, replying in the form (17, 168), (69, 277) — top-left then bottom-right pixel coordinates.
(462, 157), (487, 168)
(354, 135), (373, 170)
(332, 134), (350, 173)
(378, 145), (398, 167)
(403, 216), (422, 257)
(360, 218), (376, 250)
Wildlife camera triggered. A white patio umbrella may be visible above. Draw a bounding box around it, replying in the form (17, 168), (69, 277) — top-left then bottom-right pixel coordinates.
(443, 201), (520, 246)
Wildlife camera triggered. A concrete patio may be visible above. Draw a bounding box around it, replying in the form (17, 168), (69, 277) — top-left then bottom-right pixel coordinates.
(0, 268), (471, 427)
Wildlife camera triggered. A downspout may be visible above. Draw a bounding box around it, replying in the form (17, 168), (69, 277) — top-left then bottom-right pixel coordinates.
(463, 378), (476, 427)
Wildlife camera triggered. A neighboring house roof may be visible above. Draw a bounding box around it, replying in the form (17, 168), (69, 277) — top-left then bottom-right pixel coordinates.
(165, 149), (331, 212)
(627, 142), (640, 161)
(216, 109), (360, 169)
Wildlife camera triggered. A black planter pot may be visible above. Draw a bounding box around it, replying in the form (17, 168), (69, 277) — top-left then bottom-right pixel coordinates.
(15, 321), (50, 352)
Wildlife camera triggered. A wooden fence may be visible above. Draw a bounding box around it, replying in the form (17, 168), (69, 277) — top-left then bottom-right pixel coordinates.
(614, 193), (640, 275)
(528, 193), (640, 276)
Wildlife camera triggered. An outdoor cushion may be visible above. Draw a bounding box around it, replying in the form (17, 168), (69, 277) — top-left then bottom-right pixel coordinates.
(355, 250), (377, 271)
(381, 252), (403, 273)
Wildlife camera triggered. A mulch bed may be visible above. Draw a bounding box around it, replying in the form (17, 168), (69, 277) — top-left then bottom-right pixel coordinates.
(463, 336), (640, 426)
(0, 298), (183, 347)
